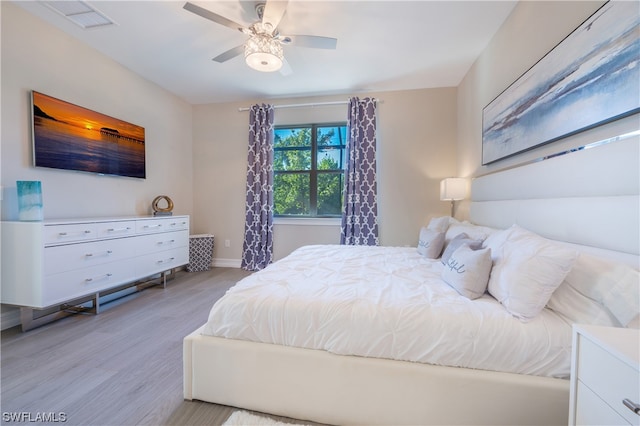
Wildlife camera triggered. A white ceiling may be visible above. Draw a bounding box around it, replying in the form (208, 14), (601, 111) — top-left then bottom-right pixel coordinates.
(15, 0), (518, 105)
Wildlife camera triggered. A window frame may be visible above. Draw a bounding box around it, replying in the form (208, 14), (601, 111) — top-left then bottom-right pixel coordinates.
(273, 122), (348, 218)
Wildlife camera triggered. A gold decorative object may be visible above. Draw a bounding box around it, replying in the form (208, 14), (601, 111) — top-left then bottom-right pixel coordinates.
(152, 195), (174, 216)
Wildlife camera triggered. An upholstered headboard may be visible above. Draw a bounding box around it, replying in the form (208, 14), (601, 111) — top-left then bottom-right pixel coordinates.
(470, 133), (639, 266)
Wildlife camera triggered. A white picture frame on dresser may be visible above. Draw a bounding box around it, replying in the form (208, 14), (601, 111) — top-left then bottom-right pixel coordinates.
(1, 215), (190, 330)
(569, 324), (640, 426)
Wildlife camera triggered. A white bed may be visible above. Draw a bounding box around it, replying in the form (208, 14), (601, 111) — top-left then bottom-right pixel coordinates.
(184, 135), (639, 425)
(202, 244), (573, 379)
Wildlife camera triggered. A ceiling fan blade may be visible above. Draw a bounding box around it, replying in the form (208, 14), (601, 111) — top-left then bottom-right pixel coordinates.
(212, 45), (244, 63)
(279, 58), (293, 76)
(183, 2), (245, 33)
(282, 35), (337, 49)
(262, 0), (288, 33)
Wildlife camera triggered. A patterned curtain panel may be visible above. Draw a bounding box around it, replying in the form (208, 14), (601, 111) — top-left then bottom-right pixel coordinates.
(241, 104), (275, 271)
(340, 97), (379, 246)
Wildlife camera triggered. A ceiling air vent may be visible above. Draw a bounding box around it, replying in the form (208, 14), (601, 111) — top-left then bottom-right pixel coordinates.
(42, 1), (115, 29)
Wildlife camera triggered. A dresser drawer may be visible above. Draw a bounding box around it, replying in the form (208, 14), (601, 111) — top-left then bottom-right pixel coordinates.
(44, 223), (97, 246)
(136, 217), (189, 234)
(135, 247), (189, 278)
(95, 221), (136, 239)
(136, 218), (166, 234)
(576, 381), (630, 425)
(43, 260), (137, 307)
(134, 230), (189, 254)
(163, 217), (189, 231)
(578, 335), (640, 424)
(44, 237), (136, 275)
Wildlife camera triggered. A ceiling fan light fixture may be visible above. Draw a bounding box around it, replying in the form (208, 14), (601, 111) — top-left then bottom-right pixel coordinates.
(244, 34), (283, 72)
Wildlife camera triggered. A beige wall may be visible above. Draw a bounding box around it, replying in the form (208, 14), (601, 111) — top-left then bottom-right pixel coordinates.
(456, 0), (639, 219)
(193, 88), (458, 263)
(0, 2), (194, 221)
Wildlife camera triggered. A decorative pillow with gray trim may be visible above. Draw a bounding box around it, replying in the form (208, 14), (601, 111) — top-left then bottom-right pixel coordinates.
(441, 232), (483, 265)
(442, 244), (493, 300)
(417, 227), (445, 259)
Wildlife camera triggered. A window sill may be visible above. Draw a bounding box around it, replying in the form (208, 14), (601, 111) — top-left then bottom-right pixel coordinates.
(274, 217), (341, 226)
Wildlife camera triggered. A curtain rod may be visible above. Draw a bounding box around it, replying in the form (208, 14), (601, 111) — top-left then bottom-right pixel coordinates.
(238, 98), (381, 112)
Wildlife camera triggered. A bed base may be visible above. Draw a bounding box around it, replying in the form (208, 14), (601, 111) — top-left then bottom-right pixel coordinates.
(184, 325), (568, 425)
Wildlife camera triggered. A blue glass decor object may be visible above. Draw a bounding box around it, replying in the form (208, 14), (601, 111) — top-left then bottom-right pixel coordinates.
(17, 181), (43, 221)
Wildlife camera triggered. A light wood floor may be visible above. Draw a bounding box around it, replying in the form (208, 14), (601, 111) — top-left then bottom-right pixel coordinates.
(1, 268), (320, 426)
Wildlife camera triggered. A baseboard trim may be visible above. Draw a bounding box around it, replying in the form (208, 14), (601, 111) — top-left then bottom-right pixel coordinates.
(212, 258), (242, 268)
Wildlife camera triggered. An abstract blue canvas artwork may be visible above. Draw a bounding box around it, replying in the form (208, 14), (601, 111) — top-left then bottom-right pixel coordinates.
(482, 1), (640, 165)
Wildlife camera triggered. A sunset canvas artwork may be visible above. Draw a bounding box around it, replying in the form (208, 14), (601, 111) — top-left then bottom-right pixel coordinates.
(31, 91), (146, 178)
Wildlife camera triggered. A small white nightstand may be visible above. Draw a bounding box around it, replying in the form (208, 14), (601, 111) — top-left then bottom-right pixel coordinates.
(569, 324), (640, 426)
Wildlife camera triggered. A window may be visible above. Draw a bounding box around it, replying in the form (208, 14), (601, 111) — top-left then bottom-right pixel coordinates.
(273, 123), (348, 217)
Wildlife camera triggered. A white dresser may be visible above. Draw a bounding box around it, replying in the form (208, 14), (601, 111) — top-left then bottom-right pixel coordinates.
(569, 324), (640, 426)
(1, 216), (189, 326)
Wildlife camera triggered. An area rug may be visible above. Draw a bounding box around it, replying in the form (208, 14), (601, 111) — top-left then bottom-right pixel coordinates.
(222, 410), (308, 426)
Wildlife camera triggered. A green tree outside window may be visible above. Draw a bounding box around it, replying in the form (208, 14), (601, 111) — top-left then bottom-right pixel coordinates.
(274, 124), (347, 217)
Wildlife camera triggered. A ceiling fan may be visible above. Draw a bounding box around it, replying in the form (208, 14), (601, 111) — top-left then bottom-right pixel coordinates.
(183, 1), (338, 74)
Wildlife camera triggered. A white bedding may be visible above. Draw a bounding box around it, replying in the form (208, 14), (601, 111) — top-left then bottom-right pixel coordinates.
(202, 245), (573, 378)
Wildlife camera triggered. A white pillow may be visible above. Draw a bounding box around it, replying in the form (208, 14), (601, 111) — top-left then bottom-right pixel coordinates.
(427, 216), (451, 233)
(441, 232), (483, 266)
(444, 222), (494, 250)
(561, 253), (640, 327)
(442, 244), (493, 300)
(547, 282), (620, 327)
(486, 225), (578, 322)
(482, 227), (508, 250)
(417, 227), (445, 259)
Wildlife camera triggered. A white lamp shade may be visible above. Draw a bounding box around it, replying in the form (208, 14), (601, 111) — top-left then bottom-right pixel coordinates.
(440, 178), (467, 201)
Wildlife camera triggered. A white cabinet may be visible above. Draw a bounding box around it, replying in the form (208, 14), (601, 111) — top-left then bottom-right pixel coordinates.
(1, 216), (189, 310)
(569, 325), (640, 426)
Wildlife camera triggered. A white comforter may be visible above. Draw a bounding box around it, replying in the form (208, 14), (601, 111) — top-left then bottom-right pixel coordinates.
(203, 245), (573, 378)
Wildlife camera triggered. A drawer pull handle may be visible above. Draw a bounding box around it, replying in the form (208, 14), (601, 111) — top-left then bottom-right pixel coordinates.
(58, 231), (91, 236)
(144, 224), (162, 229)
(623, 399), (640, 415)
(85, 273), (113, 282)
(158, 240), (175, 245)
(107, 227), (131, 232)
(85, 251), (113, 257)
(157, 257), (175, 264)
